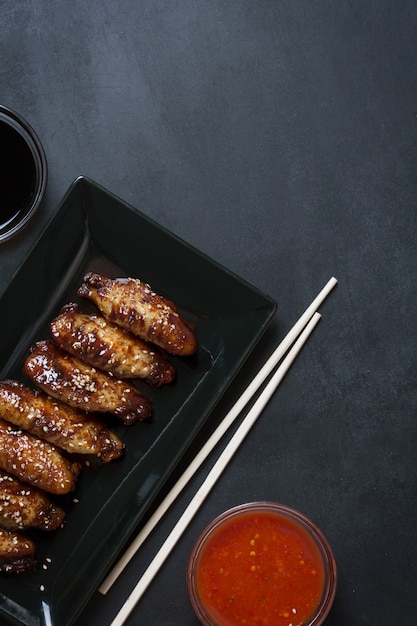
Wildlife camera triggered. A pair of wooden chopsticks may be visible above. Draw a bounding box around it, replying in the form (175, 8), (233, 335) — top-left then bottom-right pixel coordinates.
(102, 276), (337, 626)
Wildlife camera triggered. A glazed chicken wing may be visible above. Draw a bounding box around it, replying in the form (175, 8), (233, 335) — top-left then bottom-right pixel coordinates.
(77, 272), (197, 357)
(0, 380), (124, 462)
(24, 341), (152, 426)
(50, 303), (175, 386)
(0, 419), (80, 495)
(0, 528), (36, 575)
(0, 470), (65, 532)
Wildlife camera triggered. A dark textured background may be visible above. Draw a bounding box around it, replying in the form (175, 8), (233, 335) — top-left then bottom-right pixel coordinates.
(1, 2), (416, 624)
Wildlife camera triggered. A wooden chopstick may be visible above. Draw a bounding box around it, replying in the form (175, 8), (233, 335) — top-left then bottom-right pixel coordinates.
(99, 276), (337, 595)
(110, 308), (326, 626)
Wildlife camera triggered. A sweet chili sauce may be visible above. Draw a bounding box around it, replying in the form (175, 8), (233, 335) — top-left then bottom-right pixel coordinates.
(188, 503), (336, 626)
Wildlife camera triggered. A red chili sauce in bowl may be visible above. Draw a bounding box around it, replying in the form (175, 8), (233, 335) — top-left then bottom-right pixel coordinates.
(187, 503), (337, 626)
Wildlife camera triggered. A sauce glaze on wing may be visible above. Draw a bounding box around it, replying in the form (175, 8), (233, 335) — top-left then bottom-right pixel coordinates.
(0, 419), (80, 495)
(50, 303), (175, 386)
(77, 272), (197, 356)
(0, 470), (65, 531)
(0, 379), (124, 462)
(0, 528), (36, 575)
(24, 341), (152, 426)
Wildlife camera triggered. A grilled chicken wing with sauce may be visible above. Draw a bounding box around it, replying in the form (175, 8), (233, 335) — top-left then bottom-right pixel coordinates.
(0, 380), (124, 462)
(50, 303), (175, 386)
(0, 419), (80, 495)
(0, 528), (36, 574)
(24, 341), (152, 426)
(0, 470), (65, 531)
(77, 272), (197, 357)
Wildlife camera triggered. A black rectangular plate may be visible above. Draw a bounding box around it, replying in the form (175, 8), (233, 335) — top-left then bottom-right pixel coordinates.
(0, 176), (276, 625)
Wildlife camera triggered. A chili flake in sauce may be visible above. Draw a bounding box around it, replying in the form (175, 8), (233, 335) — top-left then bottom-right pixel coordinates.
(193, 507), (328, 626)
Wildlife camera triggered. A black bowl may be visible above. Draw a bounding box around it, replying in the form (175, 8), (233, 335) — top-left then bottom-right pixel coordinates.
(0, 105), (47, 243)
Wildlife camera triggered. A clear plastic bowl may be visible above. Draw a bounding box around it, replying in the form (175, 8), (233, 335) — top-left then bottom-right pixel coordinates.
(187, 502), (337, 626)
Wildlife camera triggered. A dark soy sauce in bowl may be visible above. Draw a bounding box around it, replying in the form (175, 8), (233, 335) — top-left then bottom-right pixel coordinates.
(0, 121), (37, 229)
(0, 106), (47, 242)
